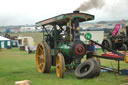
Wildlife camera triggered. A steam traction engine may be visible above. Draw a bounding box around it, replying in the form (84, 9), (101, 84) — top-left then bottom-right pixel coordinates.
(102, 24), (128, 52)
(35, 11), (101, 78)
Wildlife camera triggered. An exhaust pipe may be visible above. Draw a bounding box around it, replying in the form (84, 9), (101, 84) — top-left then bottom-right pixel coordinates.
(73, 11), (80, 41)
(73, 11), (80, 13)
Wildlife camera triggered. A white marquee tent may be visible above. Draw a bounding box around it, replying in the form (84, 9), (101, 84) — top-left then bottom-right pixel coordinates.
(0, 36), (11, 48)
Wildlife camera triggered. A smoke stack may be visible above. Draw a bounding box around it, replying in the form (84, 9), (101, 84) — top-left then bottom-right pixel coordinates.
(73, 11), (79, 13)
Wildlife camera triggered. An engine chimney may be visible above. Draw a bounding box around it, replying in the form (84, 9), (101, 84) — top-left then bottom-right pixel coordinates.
(73, 10), (79, 13)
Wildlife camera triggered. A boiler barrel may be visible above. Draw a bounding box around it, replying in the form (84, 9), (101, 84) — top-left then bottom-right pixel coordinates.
(56, 44), (71, 57)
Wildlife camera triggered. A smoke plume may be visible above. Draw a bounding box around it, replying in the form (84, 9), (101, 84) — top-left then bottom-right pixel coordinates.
(76, 0), (105, 11)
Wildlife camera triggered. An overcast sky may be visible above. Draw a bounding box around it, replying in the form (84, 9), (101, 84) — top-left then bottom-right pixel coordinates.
(0, 0), (128, 26)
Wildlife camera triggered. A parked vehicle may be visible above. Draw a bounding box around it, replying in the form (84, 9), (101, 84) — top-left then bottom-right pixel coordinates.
(102, 24), (128, 52)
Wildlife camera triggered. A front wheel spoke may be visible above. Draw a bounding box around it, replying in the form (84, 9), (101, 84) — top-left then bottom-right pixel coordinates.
(40, 59), (43, 63)
(42, 57), (45, 62)
(39, 63), (42, 67)
(57, 68), (61, 74)
(37, 58), (41, 64)
(59, 69), (62, 74)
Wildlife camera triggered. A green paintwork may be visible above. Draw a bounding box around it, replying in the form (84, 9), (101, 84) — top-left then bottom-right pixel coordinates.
(55, 44), (70, 57)
(4, 41), (7, 48)
(36, 12), (94, 27)
(0, 40), (10, 48)
(6, 40), (11, 48)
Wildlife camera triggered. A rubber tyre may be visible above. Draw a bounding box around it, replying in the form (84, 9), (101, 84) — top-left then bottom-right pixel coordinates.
(102, 39), (112, 53)
(75, 58), (98, 79)
(88, 58), (101, 77)
(43, 42), (52, 73)
(87, 56), (101, 77)
(94, 58), (101, 77)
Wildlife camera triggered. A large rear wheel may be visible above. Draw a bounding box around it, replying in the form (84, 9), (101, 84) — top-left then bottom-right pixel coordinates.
(36, 42), (51, 73)
(56, 53), (65, 78)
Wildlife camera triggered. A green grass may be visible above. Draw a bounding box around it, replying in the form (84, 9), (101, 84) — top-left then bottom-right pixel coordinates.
(0, 48), (128, 85)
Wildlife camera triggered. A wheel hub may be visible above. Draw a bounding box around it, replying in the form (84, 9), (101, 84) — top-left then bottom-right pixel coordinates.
(40, 55), (43, 59)
(75, 44), (85, 55)
(56, 64), (59, 68)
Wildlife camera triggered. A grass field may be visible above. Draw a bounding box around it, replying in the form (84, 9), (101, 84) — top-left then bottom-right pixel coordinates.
(0, 48), (128, 85)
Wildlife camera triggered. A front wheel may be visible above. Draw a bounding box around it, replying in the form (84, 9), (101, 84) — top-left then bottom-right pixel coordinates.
(56, 53), (65, 78)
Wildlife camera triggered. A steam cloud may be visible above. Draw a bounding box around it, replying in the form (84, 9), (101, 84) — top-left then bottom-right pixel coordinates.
(76, 0), (105, 11)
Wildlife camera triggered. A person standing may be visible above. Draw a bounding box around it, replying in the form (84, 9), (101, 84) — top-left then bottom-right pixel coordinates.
(86, 40), (96, 59)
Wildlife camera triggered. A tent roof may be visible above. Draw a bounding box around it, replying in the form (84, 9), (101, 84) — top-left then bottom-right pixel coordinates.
(0, 36), (10, 41)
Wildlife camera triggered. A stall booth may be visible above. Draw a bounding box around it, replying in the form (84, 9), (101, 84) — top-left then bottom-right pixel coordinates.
(0, 36), (11, 48)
